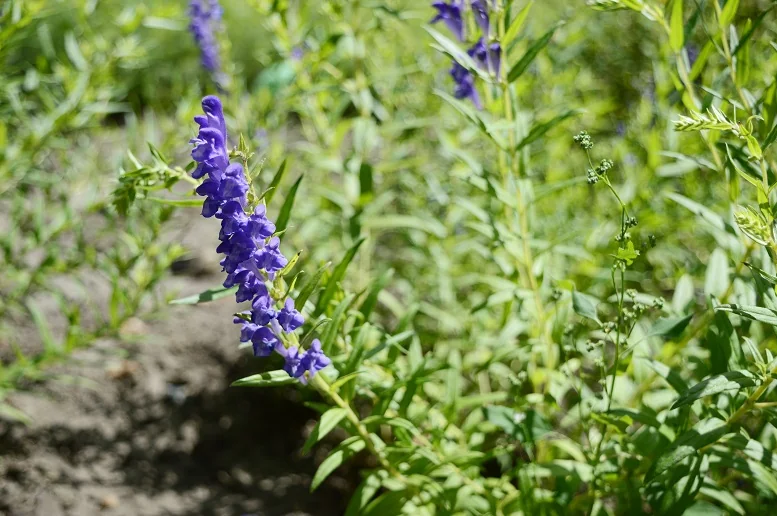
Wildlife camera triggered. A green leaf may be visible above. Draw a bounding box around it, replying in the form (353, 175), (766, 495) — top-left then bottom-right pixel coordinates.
(311, 436), (367, 492)
(503, 1), (534, 49)
(643, 359), (689, 393)
(425, 27), (490, 82)
(363, 215), (447, 238)
(670, 0), (685, 52)
(734, 6), (775, 55)
(699, 486), (745, 515)
(716, 303), (777, 326)
(484, 406), (551, 444)
(514, 110), (579, 152)
(362, 415), (420, 435)
(359, 268), (394, 321)
(615, 241), (640, 265)
(507, 23), (561, 83)
(665, 192), (733, 233)
(321, 293), (357, 354)
(275, 174), (303, 235)
(295, 262), (331, 310)
(64, 32), (88, 71)
(231, 370), (296, 387)
(169, 286), (237, 305)
(672, 274), (695, 313)
(649, 314), (693, 339)
(329, 371), (364, 392)
(762, 121), (777, 151)
(745, 262), (777, 288)
(345, 473), (382, 516)
(434, 90), (507, 149)
(0, 403), (32, 425)
(719, 0), (740, 27)
(26, 300), (58, 353)
(572, 290), (601, 324)
(314, 238), (366, 316)
(591, 412), (630, 434)
(706, 311), (744, 374)
(359, 162), (373, 202)
(302, 407), (348, 453)
(299, 318), (332, 350)
(263, 158), (288, 205)
(362, 492), (407, 516)
(648, 418), (730, 480)
(671, 370), (759, 409)
(727, 435), (777, 470)
(704, 248), (730, 298)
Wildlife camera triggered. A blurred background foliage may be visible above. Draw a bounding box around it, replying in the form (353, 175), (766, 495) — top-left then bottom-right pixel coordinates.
(4, 0), (777, 513)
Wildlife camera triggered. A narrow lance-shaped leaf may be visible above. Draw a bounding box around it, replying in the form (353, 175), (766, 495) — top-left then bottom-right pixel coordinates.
(359, 268), (394, 321)
(314, 238), (366, 316)
(647, 418), (730, 480)
(231, 370), (296, 387)
(716, 304), (777, 326)
(169, 285), (237, 305)
(719, 0), (740, 27)
(514, 110), (579, 152)
(503, 1), (534, 50)
(670, 0), (685, 52)
(649, 314), (693, 339)
(671, 370), (759, 409)
(295, 262), (331, 311)
(424, 26), (491, 82)
(321, 293), (357, 354)
(302, 407), (349, 453)
(310, 436), (367, 492)
(507, 22), (562, 83)
(263, 158), (288, 205)
(643, 359), (689, 393)
(275, 174), (303, 235)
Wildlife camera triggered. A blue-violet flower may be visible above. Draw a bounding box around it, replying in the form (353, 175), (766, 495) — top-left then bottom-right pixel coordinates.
(470, 0), (489, 37)
(189, 0), (223, 74)
(431, 1), (464, 41)
(191, 95), (330, 382)
(450, 62), (482, 109)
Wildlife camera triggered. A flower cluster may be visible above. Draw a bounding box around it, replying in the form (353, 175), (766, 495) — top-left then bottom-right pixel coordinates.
(189, 95), (330, 382)
(431, 1), (502, 109)
(188, 0), (222, 75)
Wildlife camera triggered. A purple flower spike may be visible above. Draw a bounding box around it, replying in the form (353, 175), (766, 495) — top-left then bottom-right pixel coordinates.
(191, 95), (329, 383)
(189, 0), (222, 74)
(431, 1), (464, 41)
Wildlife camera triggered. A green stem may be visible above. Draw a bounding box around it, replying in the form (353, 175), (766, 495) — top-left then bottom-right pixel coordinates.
(311, 373), (405, 481)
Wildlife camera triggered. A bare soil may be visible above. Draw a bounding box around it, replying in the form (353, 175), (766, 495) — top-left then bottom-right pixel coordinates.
(0, 217), (356, 515)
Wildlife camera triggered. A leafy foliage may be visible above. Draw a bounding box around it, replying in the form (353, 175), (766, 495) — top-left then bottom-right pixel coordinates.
(4, 0), (777, 513)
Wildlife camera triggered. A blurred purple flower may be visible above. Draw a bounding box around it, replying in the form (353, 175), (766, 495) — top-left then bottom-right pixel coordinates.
(450, 62), (482, 109)
(470, 0), (489, 37)
(431, 1), (464, 41)
(189, 0), (222, 74)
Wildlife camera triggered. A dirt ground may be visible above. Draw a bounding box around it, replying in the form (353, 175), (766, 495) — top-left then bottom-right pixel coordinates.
(0, 216), (357, 515)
